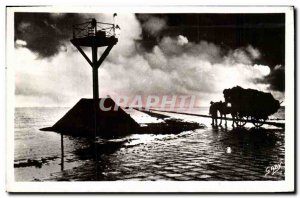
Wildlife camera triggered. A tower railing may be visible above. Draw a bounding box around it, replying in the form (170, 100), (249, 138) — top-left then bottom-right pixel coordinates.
(72, 20), (116, 39)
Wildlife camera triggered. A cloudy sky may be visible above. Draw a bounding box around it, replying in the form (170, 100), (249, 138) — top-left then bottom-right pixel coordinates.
(14, 13), (285, 107)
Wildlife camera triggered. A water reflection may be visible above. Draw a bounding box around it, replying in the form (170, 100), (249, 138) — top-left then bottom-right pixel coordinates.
(225, 127), (278, 147)
(220, 125), (228, 132)
(54, 125), (284, 181)
(214, 127), (282, 167)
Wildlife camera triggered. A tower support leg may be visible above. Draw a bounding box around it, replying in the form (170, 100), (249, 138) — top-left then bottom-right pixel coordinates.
(92, 67), (99, 100)
(92, 46), (99, 100)
(91, 44), (99, 175)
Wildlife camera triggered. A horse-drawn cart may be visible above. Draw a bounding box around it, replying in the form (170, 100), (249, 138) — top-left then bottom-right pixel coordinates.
(223, 86), (281, 127)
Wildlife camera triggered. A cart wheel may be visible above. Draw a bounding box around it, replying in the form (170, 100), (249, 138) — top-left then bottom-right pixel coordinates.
(252, 118), (265, 127)
(235, 115), (247, 127)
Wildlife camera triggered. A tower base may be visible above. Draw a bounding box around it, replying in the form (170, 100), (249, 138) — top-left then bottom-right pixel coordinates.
(41, 98), (140, 139)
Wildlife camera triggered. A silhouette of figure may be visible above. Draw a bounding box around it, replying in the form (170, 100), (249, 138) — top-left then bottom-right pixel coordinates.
(215, 101), (235, 127)
(209, 101), (218, 126)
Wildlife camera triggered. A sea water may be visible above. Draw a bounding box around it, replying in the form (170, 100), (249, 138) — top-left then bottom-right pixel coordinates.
(13, 106), (285, 181)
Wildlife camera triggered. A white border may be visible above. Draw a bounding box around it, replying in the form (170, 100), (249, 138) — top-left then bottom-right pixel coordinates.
(5, 6), (295, 193)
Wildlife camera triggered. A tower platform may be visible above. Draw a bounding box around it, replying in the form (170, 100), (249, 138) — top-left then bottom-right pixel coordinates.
(71, 36), (118, 47)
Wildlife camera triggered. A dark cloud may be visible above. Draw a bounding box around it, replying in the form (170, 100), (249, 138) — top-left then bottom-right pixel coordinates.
(14, 13), (92, 58)
(136, 14), (167, 37)
(14, 13), (285, 105)
(254, 65), (285, 92)
(137, 14), (285, 65)
(136, 13), (285, 92)
(266, 65), (285, 92)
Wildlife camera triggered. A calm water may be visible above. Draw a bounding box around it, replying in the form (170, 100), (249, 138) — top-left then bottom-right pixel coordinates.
(14, 106), (285, 181)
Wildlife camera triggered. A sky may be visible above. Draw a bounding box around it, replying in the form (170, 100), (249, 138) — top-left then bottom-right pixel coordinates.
(14, 13), (285, 107)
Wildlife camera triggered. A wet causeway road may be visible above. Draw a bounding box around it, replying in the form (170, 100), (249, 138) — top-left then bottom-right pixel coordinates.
(48, 112), (285, 181)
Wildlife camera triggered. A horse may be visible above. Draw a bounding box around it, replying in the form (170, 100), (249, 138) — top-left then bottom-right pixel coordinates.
(215, 101), (237, 127)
